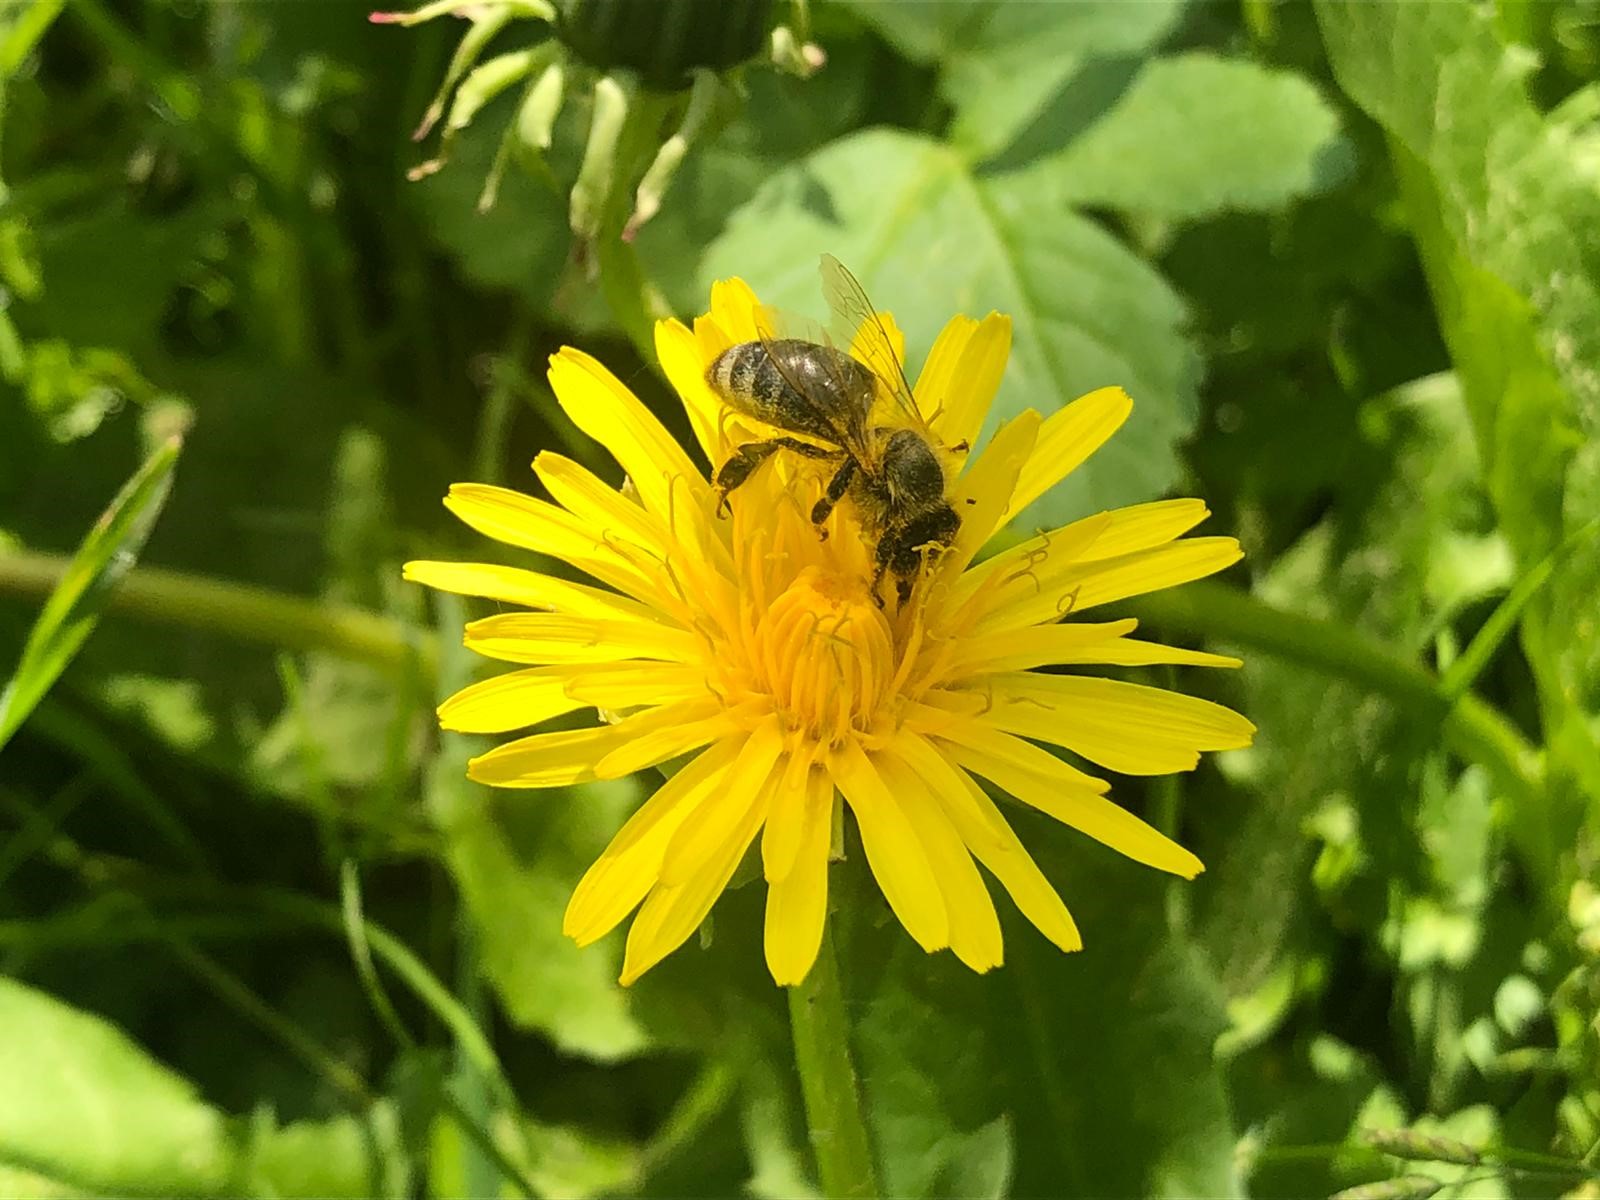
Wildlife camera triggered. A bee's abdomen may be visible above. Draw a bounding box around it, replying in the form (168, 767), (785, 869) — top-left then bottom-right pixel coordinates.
(707, 340), (852, 443)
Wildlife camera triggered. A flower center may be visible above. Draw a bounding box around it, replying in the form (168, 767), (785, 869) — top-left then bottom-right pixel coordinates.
(751, 566), (894, 745)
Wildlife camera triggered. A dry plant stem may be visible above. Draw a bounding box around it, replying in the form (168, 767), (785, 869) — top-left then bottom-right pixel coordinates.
(788, 921), (879, 1199)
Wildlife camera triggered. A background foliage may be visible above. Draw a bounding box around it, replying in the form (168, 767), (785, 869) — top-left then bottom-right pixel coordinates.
(2, 1), (1598, 1196)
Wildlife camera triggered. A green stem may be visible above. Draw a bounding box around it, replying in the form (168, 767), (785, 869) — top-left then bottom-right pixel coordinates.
(1127, 582), (1541, 802)
(0, 551), (433, 679)
(788, 921), (879, 1200)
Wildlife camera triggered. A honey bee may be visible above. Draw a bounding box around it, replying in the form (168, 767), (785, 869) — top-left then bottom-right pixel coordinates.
(706, 255), (964, 608)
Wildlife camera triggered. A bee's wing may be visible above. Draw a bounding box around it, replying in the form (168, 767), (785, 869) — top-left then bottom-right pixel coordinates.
(750, 301), (876, 461)
(818, 254), (935, 440)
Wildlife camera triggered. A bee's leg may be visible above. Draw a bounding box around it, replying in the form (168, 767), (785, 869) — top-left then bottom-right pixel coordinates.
(868, 535), (896, 609)
(713, 442), (777, 516)
(713, 438), (834, 516)
(809, 457), (858, 537)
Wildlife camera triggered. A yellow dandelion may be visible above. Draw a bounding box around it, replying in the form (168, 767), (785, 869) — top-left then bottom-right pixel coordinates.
(405, 266), (1254, 987)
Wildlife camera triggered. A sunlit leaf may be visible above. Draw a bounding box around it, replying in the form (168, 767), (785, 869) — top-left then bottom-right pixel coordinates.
(0, 976), (231, 1194)
(1015, 53), (1351, 219)
(704, 128), (1197, 524)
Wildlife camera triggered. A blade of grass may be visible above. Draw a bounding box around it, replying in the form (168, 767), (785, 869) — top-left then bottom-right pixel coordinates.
(1440, 515), (1600, 702)
(0, 436), (183, 752)
(0, 0), (67, 76)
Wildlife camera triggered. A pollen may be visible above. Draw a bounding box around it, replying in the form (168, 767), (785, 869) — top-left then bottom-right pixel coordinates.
(747, 566), (894, 746)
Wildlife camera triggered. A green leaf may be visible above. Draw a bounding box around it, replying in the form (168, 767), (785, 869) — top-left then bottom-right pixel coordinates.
(843, 0), (1186, 161)
(0, 434), (181, 750)
(431, 770), (653, 1062)
(703, 128), (1198, 524)
(839, 839), (1239, 1198)
(0, 976), (232, 1194)
(0, 0), (69, 78)
(245, 1104), (409, 1199)
(408, 114), (570, 309)
(1315, 0), (1600, 861)
(1015, 53), (1350, 219)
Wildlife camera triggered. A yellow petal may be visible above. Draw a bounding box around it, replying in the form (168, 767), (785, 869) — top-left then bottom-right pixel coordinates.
(708, 276), (764, 343)
(943, 512), (1116, 634)
(933, 409), (1039, 591)
(925, 312), (1012, 452)
(831, 739), (949, 953)
(463, 612), (702, 665)
(533, 453), (671, 560)
(442, 484), (662, 602)
(1075, 498), (1213, 560)
(913, 700), (1109, 793)
(564, 738), (743, 945)
(763, 769), (832, 986)
(597, 735), (746, 862)
(885, 731), (1013, 855)
(403, 560), (658, 624)
(1002, 387), (1132, 524)
(974, 673), (1256, 775)
(591, 699), (737, 780)
(913, 314), (976, 428)
(974, 537), (1243, 633)
(939, 619), (1139, 679)
(437, 666), (585, 733)
(657, 318), (726, 464)
(875, 752), (1003, 973)
(896, 747), (1081, 952)
(466, 724), (618, 788)
(547, 349), (714, 531)
(951, 499), (1212, 627)
(656, 715), (784, 884)
(619, 772), (772, 985)
(761, 744), (824, 884)
(562, 661), (709, 710)
(1076, 638), (1242, 669)
(933, 726), (1205, 878)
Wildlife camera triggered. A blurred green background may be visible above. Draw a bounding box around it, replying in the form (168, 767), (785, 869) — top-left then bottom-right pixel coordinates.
(1, 1), (1598, 1197)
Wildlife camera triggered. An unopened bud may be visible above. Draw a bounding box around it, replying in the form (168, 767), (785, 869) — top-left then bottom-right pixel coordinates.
(1329, 1176), (1443, 1200)
(1359, 1128), (1482, 1167)
(569, 74), (629, 240)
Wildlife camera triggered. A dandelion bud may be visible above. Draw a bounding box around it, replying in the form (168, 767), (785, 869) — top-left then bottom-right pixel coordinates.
(1359, 1128), (1482, 1166)
(556, 0), (774, 89)
(1329, 1176), (1443, 1200)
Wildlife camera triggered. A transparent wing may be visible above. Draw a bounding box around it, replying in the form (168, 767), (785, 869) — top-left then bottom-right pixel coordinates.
(818, 254), (932, 436)
(749, 301), (875, 461)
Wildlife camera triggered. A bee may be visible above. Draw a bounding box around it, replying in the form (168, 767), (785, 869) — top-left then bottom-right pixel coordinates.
(706, 255), (964, 608)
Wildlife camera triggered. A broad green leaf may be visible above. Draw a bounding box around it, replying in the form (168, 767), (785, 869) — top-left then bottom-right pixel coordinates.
(838, 837), (1238, 1199)
(430, 766), (653, 1061)
(246, 1104), (409, 1199)
(0, 976), (231, 1194)
(1316, 0), (1600, 858)
(0, 435), (181, 750)
(703, 128), (1197, 523)
(843, 0), (1185, 161)
(1017, 53), (1349, 219)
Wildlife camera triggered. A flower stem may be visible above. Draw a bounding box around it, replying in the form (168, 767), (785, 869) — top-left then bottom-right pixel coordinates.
(0, 551), (433, 678)
(788, 920), (879, 1200)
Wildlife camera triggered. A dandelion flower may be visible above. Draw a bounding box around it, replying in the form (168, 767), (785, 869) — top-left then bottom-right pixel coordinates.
(405, 272), (1254, 986)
